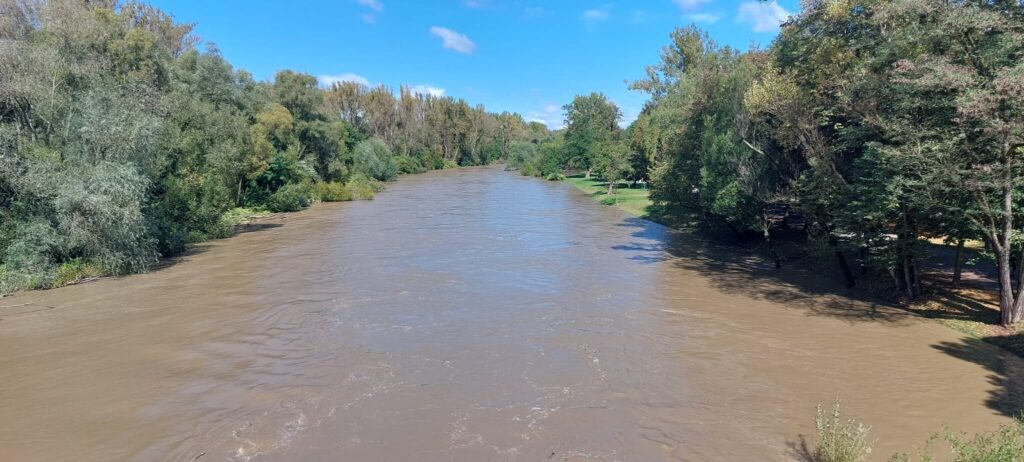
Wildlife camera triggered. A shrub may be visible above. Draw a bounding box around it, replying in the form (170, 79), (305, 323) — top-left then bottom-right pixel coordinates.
(266, 183), (312, 212)
(395, 155), (427, 174)
(52, 258), (105, 287)
(546, 172), (566, 181)
(352, 138), (399, 181)
(344, 175), (376, 200)
(891, 418), (1024, 462)
(814, 401), (873, 462)
(442, 159), (459, 169)
(314, 182), (351, 202)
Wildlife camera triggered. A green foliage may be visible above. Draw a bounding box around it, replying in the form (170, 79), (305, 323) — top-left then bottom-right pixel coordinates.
(939, 420), (1024, 462)
(266, 182), (313, 213)
(892, 419), (1024, 462)
(395, 155), (427, 174)
(314, 182), (351, 202)
(53, 258), (105, 288)
(813, 401), (873, 462)
(352, 138), (399, 181)
(344, 175), (378, 201)
(0, 0), (538, 294)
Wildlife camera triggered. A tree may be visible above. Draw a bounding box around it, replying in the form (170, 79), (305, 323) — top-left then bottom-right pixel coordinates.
(594, 141), (632, 195)
(562, 93), (621, 177)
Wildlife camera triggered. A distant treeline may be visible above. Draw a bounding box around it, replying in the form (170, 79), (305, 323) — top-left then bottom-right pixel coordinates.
(511, 0), (1024, 326)
(0, 0), (545, 293)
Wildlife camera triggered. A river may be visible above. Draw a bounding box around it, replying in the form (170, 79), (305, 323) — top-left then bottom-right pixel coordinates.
(0, 166), (1021, 461)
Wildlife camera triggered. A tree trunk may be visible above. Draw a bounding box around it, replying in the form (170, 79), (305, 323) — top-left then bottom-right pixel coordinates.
(903, 257), (916, 299)
(829, 233), (856, 288)
(607, 181), (614, 195)
(997, 249), (1020, 325)
(585, 168), (592, 179)
(952, 239), (965, 288)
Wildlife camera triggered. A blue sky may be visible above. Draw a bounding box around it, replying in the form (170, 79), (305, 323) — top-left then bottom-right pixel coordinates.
(149, 0), (798, 128)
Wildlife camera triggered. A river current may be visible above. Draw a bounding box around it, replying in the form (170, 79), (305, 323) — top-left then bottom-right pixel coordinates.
(1, 166), (1020, 461)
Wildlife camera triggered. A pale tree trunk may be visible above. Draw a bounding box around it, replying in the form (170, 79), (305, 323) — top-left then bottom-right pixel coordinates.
(607, 180), (614, 195)
(992, 150), (1023, 325)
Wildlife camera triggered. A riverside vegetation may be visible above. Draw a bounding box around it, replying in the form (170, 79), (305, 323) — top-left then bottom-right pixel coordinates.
(503, 1), (1024, 458)
(4, 0), (1024, 460)
(509, 0), (1024, 336)
(0, 0), (546, 294)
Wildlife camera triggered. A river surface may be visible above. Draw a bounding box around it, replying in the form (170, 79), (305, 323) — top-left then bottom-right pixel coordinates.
(1, 166), (1022, 461)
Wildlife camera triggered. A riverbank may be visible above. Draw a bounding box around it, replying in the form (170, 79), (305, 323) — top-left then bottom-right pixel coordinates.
(1, 166), (1019, 460)
(561, 173), (1024, 358)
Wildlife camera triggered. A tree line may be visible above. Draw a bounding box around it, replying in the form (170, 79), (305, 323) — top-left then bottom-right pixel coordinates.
(0, 0), (543, 294)
(514, 0), (1024, 326)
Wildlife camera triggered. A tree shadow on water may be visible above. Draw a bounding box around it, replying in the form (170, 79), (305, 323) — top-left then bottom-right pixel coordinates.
(932, 336), (1024, 417)
(612, 216), (917, 325)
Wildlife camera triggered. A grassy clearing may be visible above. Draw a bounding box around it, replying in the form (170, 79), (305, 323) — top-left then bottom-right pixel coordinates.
(564, 174), (654, 218)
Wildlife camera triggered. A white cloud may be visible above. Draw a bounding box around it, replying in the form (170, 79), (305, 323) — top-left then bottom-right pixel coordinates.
(737, 1), (791, 33)
(581, 6), (611, 24)
(410, 85), (446, 97)
(317, 73), (370, 87)
(356, 0), (381, 24)
(688, 13), (721, 24)
(673, 0), (711, 10)
(357, 0), (382, 12)
(429, 26), (478, 54)
(528, 103), (564, 130)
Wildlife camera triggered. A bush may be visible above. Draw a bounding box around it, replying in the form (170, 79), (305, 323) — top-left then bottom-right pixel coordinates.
(344, 175), (377, 200)
(891, 418), (1024, 462)
(266, 183), (312, 212)
(442, 159), (459, 169)
(52, 258), (105, 287)
(395, 155), (427, 174)
(314, 182), (351, 202)
(546, 172), (566, 181)
(813, 401), (873, 462)
(352, 138), (399, 181)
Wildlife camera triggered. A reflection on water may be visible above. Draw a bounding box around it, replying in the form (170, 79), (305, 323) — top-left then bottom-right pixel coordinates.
(0, 166), (1020, 461)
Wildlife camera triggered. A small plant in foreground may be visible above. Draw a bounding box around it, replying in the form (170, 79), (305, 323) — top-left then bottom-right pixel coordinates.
(814, 400), (873, 462)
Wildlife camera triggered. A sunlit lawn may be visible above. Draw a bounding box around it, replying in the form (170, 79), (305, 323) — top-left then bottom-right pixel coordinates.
(565, 174), (653, 218)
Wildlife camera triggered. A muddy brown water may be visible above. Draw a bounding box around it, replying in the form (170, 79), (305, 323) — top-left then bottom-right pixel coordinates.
(1, 166), (1022, 461)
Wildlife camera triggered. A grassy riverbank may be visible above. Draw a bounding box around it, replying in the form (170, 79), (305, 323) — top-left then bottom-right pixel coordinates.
(564, 174), (654, 218)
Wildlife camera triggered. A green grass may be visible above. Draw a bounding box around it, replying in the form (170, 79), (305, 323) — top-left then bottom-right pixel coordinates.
(564, 174), (653, 218)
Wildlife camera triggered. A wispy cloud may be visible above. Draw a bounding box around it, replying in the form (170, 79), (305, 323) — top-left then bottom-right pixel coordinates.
(672, 0), (711, 10)
(429, 26), (478, 54)
(410, 85), (446, 97)
(357, 0), (382, 11)
(737, 1), (792, 32)
(356, 0), (382, 24)
(317, 73), (370, 87)
(688, 13), (721, 24)
(528, 103), (564, 130)
(581, 6), (611, 24)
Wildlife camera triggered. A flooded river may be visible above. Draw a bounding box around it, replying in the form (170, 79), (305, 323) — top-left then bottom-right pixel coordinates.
(1, 167), (1021, 461)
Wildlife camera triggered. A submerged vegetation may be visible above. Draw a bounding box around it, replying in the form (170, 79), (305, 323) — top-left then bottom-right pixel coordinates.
(0, 0), (543, 294)
(512, 0), (1024, 333)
